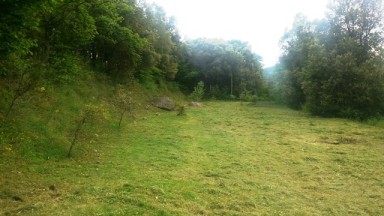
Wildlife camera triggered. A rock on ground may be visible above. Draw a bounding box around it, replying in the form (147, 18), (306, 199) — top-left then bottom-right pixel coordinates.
(151, 97), (176, 111)
(188, 102), (204, 107)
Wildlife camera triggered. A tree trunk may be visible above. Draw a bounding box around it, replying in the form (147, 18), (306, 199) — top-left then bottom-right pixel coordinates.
(5, 94), (19, 118)
(118, 110), (126, 128)
(67, 117), (86, 158)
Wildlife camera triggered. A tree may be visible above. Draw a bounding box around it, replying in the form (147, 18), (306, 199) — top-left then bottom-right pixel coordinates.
(141, 3), (180, 80)
(277, 0), (384, 119)
(180, 39), (263, 99)
(85, 0), (147, 80)
(87, 1), (182, 83)
(327, 0), (383, 63)
(0, 0), (44, 117)
(279, 14), (315, 109)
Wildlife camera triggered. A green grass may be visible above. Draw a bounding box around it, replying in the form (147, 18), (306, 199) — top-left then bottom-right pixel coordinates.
(1, 101), (384, 215)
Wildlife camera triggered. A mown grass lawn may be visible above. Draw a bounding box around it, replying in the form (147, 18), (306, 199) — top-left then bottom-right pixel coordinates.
(1, 101), (383, 215)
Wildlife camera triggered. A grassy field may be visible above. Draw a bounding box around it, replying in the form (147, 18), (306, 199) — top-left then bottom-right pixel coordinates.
(1, 101), (383, 215)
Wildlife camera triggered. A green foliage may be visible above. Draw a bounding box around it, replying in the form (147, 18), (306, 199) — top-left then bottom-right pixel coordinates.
(207, 85), (222, 99)
(275, 0), (384, 119)
(85, 1), (181, 82)
(137, 67), (163, 90)
(54, 2), (97, 50)
(278, 14), (314, 109)
(0, 0), (187, 161)
(46, 53), (87, 84)
(175, 60), (201, 93)
(1, 0), (183, 88)
(0, 55), (43, 118)
(179, 39), (264, 98)
(189, 81), (205, 101)
(0, 0), (40, 58)
(239, 90), (258, 102)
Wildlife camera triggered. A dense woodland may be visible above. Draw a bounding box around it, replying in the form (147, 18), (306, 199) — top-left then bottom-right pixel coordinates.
(1, 0), (383, 121)
(0, 0), (184, 99)
(272, 0), (384, 119)
(178, 39), (264, 99)
(0, 0), (264, 116)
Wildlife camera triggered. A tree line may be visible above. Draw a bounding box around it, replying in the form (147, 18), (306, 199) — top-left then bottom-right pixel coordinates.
(0, 0), (181, 84)
(0, 0), (265, 115)
(177, 38), (264, 99)
(2, 0), (383, 120)
(271, 0), (384, 119)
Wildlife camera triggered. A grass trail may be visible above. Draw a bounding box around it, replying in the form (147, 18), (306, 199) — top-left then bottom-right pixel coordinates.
(1, 101), (383, 215)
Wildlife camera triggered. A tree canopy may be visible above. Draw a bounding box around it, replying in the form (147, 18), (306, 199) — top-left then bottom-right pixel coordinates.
(177, 38), (264, 99)
(2, 0), (383, 120)
(275, 0), (384, 119)
(0, 0), (181, 84)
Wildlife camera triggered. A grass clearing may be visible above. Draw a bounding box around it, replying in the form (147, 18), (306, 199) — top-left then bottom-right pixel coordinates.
(1, 101), (383, 215)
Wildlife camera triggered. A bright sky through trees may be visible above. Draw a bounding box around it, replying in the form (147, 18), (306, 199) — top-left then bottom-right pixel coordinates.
(145, 0), (330, 67)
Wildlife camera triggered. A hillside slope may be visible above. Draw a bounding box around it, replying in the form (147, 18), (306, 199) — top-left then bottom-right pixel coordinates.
(0, 73), (184, 160)
(1, 101), (383, 215)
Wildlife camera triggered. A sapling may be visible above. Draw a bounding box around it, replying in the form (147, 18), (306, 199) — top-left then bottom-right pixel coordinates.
(189, 81), (205, 102)
(67, 104), (107, 158)
(114, 86), (136, 128)
(2, 59), (40, 119)
(239, 89), (258, 102)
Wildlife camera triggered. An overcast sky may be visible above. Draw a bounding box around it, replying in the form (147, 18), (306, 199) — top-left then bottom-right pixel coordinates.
(146, 0), (330, 67)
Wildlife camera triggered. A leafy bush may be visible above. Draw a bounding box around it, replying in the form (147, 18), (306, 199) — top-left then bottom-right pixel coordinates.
(189, 81), (204, 101)
(46, 54), (87, 84)
(239, 90), (258, 102)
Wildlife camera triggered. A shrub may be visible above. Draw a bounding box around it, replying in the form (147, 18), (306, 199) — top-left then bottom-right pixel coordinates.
(239, 90), (258, 102)
(46, 53), (87, 84)
(189, 81), (204, 101)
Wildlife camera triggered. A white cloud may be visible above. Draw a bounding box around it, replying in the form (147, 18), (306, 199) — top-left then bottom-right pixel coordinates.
(146, 0), (329, 67)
